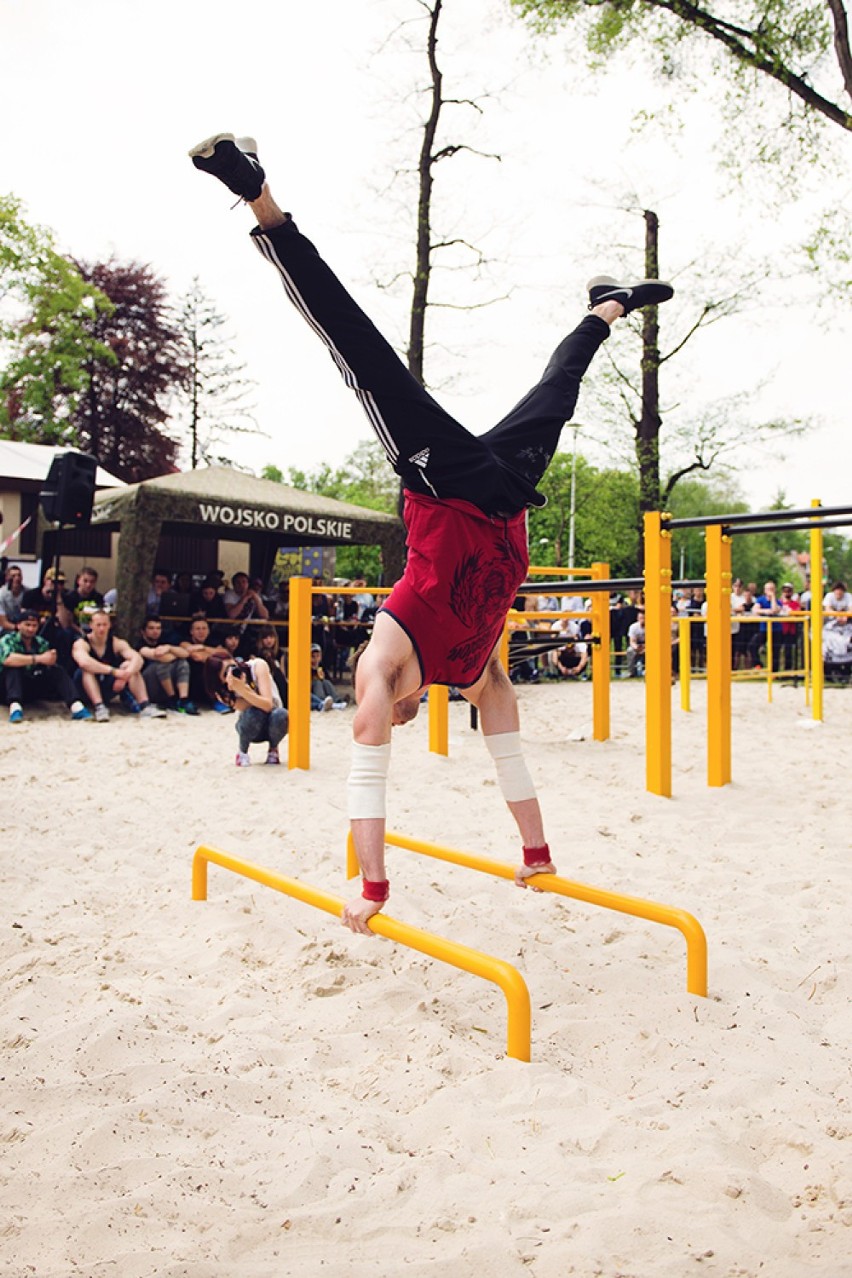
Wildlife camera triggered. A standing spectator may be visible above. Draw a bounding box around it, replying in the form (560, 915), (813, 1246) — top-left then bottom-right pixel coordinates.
(224, 571), (269, 653)
(729, 578), (748, 670)
(626, 608), (646, 678)
(0, 565), (26, 631)
(778, 583), (802, 673)
(145, 569), (183, 639)
(133, 615), (199, 713)
(205, 653), (288, 766)
(22, 568), (76, 667)
(72, 610), (166, 721)
(750, 581), (781, 670)
(0, 610), (92, 722)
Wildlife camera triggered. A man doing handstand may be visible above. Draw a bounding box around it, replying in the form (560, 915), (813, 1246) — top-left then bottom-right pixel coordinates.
(190, 133), (674, 933)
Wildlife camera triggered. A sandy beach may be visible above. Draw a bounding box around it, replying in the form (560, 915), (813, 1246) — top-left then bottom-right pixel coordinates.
(2, 679), (851, 1277)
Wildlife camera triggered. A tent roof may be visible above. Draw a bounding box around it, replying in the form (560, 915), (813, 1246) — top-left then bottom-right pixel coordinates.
(0, 440), (123, 488)
(92, 464), (399, 527)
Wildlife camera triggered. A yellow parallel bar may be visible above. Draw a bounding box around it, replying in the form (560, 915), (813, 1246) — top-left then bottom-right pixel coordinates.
(705, 524), (732, 787)
(525, 564), (592, 577)
(811, 500), (824, 723)
(428, 684), (449, 756)
(193, 844), (532, 1061)
(678, 616), (691, 712)
(288, 576), (313, 771)
(644, 511), (672, 797)
(499, 620), (510, 673)
(347, 831), (708, 998)
(590, 562), (610, 741)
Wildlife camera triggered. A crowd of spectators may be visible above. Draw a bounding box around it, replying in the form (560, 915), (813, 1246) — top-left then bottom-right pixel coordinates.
(2, 562), (850, 727)
(0, 562), (370, 726)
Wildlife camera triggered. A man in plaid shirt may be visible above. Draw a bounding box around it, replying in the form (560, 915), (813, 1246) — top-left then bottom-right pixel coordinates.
(0, 610), (92, 723)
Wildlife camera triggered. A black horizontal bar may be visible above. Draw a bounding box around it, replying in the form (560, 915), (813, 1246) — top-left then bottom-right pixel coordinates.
(727, 517), (852, 536)
(519, 578), (706, 593)
(666, 502), (852, 530)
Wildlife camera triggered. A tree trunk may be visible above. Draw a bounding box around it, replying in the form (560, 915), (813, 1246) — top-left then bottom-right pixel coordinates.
(407, 0), (443, 384)
(634, 208), (662, 569)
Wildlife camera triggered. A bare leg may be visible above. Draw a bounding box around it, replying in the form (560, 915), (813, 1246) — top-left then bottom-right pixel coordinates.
(249, 185), (289, 231)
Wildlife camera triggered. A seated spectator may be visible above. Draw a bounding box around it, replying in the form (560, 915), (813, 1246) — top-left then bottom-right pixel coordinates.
(253, 624), (289, 705)
(72, 610), (166, 721)
(63, 566), (104, 630)
(133, 615), (199, 713)
(0, 564), (26, 632)
(0, 610), (92, 723)
(179, 615), (232, 710)
(145, 568), (183, 638)
(224, 572), (269, 623)
(22, 568), (76, 669)
(204, 653), (288, 767)
(310, 642), (347, 710)
(626, 608), (646, 678)
(189, 576), (228, 623)
(555, 640), (588, 679)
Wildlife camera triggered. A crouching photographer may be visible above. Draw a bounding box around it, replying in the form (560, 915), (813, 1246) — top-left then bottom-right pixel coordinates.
(205, 654), (288, 767)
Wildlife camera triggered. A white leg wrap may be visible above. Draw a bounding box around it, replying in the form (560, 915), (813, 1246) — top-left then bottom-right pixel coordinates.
(484, 731), (537, 803)
(348, 741), (391, 820)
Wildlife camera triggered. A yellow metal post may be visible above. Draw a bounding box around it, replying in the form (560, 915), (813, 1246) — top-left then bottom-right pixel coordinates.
(678, 616), (691, 712)
(288, 576), (313, 770)
(428, 684), (449, 756)
(705, 524), (732, 787)
(766, 621), (774, 702)
(193, 844), (532, 1061)
(590, 562), (610, 741)
(644, 511), (672, 797)
(811, 501), (824, 723)
(499, 619), (510, 673)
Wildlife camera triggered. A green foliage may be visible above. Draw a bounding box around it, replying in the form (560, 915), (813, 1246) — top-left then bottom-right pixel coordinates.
(0, 194), (112, 441)
(528, 450), (641, 575)
(267, 439), (399, 581)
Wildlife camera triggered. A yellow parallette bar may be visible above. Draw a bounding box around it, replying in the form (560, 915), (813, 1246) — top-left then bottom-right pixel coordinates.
(192, 844), (531, 1061)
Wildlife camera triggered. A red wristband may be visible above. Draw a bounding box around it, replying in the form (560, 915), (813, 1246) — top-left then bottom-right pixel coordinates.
(523, 844), (552, 868)
(362, 878), (389, 903)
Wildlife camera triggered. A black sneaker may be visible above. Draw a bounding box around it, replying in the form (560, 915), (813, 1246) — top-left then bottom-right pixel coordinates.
(587, 274), (674, 314)
(189, 133), (265, 202)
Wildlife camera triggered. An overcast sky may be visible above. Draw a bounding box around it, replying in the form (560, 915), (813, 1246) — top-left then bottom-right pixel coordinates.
(3, 0), (850, 513)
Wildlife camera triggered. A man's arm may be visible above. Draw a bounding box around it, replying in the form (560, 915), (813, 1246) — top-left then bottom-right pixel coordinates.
(227, 660), (274, 712)
(72, 637), (112, 675)
(112, 636), (143, 674)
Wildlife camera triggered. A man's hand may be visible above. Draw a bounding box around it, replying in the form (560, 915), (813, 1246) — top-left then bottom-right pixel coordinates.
(514, 858), (557, 892)
(341, 896), (384, 935)
(39, 649), (57, 667)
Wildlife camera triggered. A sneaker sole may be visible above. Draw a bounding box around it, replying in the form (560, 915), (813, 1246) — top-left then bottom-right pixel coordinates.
(188, 131), (236, 159)
(188, 132), (259, 160)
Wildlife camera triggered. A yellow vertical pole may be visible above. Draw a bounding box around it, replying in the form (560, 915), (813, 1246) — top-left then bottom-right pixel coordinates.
(644, 511), (672, 797)
(288, 576), (313, 770)
(766, 620), (774, 703)
(678, 617), (691, 712)
(811, 500), (824, 723)
(428, 684), (449, 756)
(803, 614), (811, 707)
(499, 619), (510, 674)
(590, 562), (610, 741)
(705, 524), (732, 787)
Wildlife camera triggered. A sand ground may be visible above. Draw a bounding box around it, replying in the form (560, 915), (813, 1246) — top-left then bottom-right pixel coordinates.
(2, 679), (851, 1277)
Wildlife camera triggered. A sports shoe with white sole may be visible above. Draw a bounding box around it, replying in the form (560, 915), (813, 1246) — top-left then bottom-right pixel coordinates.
(235, 751), (251, 768)
(587, 274), (674, 314)
(189, 133), (265, 202)
(140, 702), (168, 719)
(265, 748), (280, 765)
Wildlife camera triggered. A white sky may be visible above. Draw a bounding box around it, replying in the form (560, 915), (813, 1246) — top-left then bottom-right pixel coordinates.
(2, 0), (850, 513)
